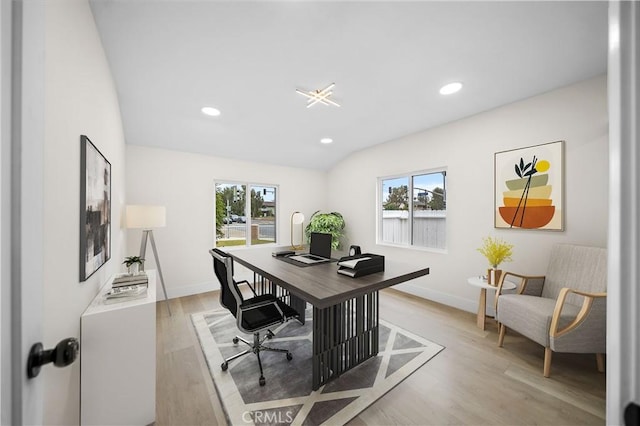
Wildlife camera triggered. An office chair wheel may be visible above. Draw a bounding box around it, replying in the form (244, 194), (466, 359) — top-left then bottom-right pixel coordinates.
(286, 352), (293, 361)
(259, 376), (266, 386)
(232, 337), (239, 344)
(221, 362), (228, 371)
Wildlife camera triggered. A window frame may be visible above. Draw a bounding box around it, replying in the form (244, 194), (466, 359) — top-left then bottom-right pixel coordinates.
(214, 180), (279, 249)
(376, 167), (447, 252)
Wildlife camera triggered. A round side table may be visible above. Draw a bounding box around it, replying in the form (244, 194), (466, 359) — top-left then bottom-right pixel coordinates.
(467, 276), (516, 330)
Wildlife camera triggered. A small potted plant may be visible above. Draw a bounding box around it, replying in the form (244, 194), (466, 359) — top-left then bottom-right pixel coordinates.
(304, 211), (346, 249)
(123, 255), (144, 275)
(477, 236), (513, 285)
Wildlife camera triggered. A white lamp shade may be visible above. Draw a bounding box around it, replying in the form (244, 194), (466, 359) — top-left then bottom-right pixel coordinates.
(126, 205), (166, 229)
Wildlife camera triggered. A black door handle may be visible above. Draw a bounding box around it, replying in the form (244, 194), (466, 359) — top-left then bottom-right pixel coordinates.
(27, 337), (79, 379)
(626, 402), (640, 426)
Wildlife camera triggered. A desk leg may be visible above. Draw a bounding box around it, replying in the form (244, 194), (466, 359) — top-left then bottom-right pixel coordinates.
(312, 291), (379, 390)
(255, 276), (307, 325)
(289, 294), (306, 325)
(477, 288), (487, 330)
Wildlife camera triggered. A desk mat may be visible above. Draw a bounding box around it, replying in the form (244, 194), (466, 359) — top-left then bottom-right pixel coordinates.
(192, 308), (444, 426)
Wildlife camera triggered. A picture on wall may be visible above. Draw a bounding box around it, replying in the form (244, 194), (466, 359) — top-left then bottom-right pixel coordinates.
(80, 135), (111, 281)
(494, 140), (564, 230)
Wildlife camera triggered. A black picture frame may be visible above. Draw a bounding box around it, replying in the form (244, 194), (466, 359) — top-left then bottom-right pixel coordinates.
(80, 135), (111, 281)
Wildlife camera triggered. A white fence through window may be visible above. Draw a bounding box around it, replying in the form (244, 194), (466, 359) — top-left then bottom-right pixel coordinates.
(219, 222), (275, 242)
(382, 210), (446, 249)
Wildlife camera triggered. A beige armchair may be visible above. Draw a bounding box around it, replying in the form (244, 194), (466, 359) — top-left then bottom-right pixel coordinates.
(494, 244), (607, 377)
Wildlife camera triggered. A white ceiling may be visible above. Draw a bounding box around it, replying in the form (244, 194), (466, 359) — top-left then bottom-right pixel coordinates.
(89, 1), (608, 170)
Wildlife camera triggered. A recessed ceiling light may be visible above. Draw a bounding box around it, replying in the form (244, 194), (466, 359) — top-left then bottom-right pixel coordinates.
(320, 138), (333, 144)
(201, 106), (221, 117)
(439, 82), (463, 95)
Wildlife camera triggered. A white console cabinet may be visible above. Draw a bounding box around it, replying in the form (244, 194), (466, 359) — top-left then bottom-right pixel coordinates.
(80, 270), (157, 425)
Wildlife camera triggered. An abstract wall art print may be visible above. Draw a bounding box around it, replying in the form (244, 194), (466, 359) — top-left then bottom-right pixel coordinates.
(494, 140), (564, 230)
(80, 135), (111, 281)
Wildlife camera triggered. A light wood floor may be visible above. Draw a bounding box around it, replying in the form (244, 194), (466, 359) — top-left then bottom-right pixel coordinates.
(156, 289), (605, 425)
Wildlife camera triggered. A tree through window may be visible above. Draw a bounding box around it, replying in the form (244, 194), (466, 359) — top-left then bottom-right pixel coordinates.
(215, 182), (277, 247)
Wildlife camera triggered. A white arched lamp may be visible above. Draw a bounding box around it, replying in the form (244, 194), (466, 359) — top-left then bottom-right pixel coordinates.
(126, 205), (171, 315)
(290, 211), (305, 250)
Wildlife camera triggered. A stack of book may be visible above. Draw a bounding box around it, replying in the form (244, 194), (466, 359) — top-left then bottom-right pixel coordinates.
(104, 272), (149, 304)
(104, 284), (148, 304)
(112, 272), (149, 288)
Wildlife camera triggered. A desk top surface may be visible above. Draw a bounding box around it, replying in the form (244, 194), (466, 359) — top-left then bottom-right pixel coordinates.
(230, 248), (429, 308)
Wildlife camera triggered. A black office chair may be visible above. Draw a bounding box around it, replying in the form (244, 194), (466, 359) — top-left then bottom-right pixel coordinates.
(209, 248), (298, 386)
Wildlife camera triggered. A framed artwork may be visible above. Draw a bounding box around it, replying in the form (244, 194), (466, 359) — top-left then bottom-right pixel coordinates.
(80, 135), (111, 281)
(494, 140), (564, 230)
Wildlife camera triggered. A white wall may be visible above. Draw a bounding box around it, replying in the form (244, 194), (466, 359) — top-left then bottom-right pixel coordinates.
(127, 76), (608, 312)
(43, 1), (126, 424)
(125, 145), (327, 298)
(327, 75), (609, 313)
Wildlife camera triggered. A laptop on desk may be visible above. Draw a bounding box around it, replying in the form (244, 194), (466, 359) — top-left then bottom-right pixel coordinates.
(289, 232), (333, 265)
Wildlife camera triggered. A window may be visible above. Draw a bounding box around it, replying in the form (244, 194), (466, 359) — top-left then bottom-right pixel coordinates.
(379, 169), (446, 250)
(215, 182), (277, 247)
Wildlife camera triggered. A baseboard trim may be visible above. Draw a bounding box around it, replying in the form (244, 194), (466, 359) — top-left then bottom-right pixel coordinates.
(165, 280), (218, 300)
(393, 282), (478, 314)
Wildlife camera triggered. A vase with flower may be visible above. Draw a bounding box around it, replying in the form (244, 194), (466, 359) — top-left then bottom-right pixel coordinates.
(477, 236), (513, 285)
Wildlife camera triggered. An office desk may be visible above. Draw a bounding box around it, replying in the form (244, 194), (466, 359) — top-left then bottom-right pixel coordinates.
(230, 248), (429, 390)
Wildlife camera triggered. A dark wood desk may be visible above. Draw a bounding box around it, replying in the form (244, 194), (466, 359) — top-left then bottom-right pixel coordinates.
(230, 248), (430, 390)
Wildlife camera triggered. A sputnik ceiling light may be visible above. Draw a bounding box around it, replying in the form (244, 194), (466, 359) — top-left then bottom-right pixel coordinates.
(296, 83), (341, 108)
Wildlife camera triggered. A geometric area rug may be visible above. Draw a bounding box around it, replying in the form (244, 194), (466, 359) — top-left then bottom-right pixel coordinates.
(191, 308), (444, 426)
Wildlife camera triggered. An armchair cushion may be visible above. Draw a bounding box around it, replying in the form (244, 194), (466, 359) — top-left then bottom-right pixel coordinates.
(497, 294), (581, 347)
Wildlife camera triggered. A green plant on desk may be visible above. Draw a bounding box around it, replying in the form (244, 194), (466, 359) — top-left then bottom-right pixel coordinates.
(305, 211), (345, 249)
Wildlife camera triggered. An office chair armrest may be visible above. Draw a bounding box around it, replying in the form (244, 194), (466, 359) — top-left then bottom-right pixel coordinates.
(240, 294), (279, 309)
(240, 295), (286, 319)
(549, 287), (607, 338)
(235, 279), (258, 297)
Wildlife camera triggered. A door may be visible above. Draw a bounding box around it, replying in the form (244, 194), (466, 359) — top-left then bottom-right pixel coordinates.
(608, 2), (640, 425)
(1, 0), (45, 424)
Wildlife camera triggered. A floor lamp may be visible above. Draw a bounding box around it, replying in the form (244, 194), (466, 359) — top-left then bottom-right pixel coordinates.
(126, 205), (172, 316)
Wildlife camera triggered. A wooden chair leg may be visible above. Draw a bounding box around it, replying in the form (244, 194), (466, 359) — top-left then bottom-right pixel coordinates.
(498, 323), (506, 347)
(543, 347), (552, 377)
(596, 353), (605, 373)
